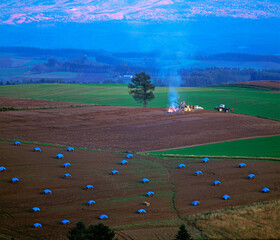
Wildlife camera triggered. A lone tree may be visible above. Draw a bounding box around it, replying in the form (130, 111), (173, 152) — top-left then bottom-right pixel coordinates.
(67, 222), (116, 240)
(128, 72), (155, 107)
(174, 224), (193, 240)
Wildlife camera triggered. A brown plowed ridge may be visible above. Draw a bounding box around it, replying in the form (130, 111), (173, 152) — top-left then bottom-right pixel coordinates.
(0, 141), (279, 240)
(1, 105), (280, 152)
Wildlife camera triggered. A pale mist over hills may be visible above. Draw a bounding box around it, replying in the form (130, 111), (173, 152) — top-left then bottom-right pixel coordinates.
(0, 0), (280, 86)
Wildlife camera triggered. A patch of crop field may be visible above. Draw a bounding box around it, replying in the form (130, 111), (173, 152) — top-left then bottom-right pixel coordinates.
(150, 136), (280, 159)
(0, 140), (279, 239)
(0, 83), (279, 120)
(185, 200), (280, 240)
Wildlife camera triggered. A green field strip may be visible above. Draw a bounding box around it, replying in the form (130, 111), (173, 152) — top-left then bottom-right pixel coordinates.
(0, 83), (279, 120)
(149, 136), (280, 159)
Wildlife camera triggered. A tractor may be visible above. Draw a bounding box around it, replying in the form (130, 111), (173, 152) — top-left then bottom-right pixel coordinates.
(214, 104), (233, 112)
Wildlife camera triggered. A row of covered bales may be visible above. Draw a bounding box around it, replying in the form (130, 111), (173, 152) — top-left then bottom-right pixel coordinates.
(177, 157), (270, 206)
(1, 142), (154, 228)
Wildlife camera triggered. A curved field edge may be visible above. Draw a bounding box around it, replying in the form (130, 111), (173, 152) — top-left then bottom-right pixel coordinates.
(148, 136), (280, 160)
(184, 199), (280, 240)
(112, 200), (280, 240)
(0, 83), (279, 120)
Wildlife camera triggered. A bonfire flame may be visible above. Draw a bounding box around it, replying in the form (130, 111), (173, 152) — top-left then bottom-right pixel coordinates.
(168, 106), (178, 112)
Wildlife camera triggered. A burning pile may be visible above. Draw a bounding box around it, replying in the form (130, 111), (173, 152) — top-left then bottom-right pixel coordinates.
(167, 102), (204, 113)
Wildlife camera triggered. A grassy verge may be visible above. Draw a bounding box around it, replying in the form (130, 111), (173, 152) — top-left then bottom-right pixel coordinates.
(149, 136), (280, 159)
(185, 200), (280, 239)
(0, 83), (279, 120)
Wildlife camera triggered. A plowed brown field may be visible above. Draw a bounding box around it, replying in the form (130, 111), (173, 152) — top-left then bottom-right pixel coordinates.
(1, 102), (280, 152)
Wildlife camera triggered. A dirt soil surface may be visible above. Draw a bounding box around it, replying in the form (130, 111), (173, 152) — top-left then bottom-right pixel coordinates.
(0, 98), (88, 109)
(0, 141), (279, 240)
(0, 104), (280, 152)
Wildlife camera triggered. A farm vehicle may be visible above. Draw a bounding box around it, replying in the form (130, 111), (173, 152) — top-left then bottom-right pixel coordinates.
(214, 104), (233, 112)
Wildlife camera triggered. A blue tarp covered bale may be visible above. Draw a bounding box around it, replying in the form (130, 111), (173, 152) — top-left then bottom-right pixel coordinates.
(138, 209), (146, 214)
(213, 180), (221, 186)
(56, 154), (64, 159)
(86, 185), (94, 190)
(11, 177), (19, 183)
(0, 166), (6, 172)
(142, 178), (149, 183)
(238, 163), (246, 168)
(33, 223), (42, 228)
(43, 189), (52, 194)
(262, 187), (270, 193)
(248, 174), (255, 179)
(61, 220), (70, 225)
(64, 173), (72, 179)
(192, 201), (200, 206)
(67, 147), (74, 152)
(99, 214), (108, 220)
(126, 154), (133, 159)
(34, 147), (41, 152)
(195, 170), (203, 176)
(178, 164), (186, 169)
(111, 170), (119, 175)
(203, 157), (209, 163)
(64, 163), (71, 168)
(222, 194), (231, 200)
(88, 200), (96, 206)
(146, 191), (154, 197)
(121, 160), (128, 165)
(14, 141), (21, 146)
(32, 207), (40, 212)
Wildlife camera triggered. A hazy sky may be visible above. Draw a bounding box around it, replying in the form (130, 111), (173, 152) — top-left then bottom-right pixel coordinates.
(0, 0), (279, 54)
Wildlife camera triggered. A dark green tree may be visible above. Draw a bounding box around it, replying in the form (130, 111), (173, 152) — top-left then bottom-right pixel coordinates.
(86, 223), (115, 240)
(174, 224), (193, 240)
(128, 72), (155, 107)
(67, 221), (86, 240)
(67, 222), (116, 240)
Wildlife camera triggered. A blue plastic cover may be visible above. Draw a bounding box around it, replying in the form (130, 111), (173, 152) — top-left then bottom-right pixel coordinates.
(32, 207), (40, 212)
(195, 170), (203, 175)
(192, 201), (200, 206)
(86, 185), (94, 189)
(14, 141), (21, 145)
(121, 160), (128, 165)
(222, 194), (231, 200)
(61, 220), (70, 224)
(56, 154), (64, 158)
(142, 178), (149, 183)
(203, 157), (209, 162)
(213, 180), (221, 185)
(88, 200), (96, 205)
(126, 154), (133, 158)
(99, 214), (108, 219)
(0, 166), (6, 172)
(146, 191), (154, 196)
(178, 164), (186, 168)
(111, 170), (119, 174)
(138, 209), (146, 213)
(64, 173), (72, 178)
(239, 163), (247, 167)
(34, 147), (41, 152)
(11, 177), (19, 182)
(64, 163), (71, 167)
(33, 223), (42, 228)
(44, 189), (52, 194)
(248, 174), (255, 178)
(67, 147), (74, 152)
(262, 187), (270, 193)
